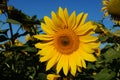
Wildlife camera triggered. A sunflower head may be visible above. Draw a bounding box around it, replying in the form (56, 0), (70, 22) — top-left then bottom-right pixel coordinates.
(34, 7), (100, 76)
(102, 0), (120, 25)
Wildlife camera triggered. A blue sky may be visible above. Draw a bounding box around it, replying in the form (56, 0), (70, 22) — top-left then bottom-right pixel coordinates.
(9, 0), (103, 22)
(8, 0), (114, 27)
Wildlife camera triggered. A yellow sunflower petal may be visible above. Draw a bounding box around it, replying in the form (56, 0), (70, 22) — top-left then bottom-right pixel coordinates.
(63, 55), (69, 76)
(51, 11), (65, 29)
(40, 52), (55, 62)
(76, 12), (84, 25)
(81, 59), (86, 68)
(76, 58), (82, 67)
(75, 21), (95, 35)
(44, 16), (59, 31)
(35, 41), (53, 49)
(37, 50), (42, 55)
(46, 51), (60, 71)
(103, 0), (109, 5)
(37, 45), (53, 56)
(79, 13), (88, 26)
(63, 8), (69, 22)
(47, 74), (60, 80)
(80, 35), (98, 42)
(68, 11), (76, 29)
(73, 12), (84, 30)
(88, 42), (101, 49)
(41, 23), (55, 34)
(83, 42), (101, 50)
(34, 34), (53, 41)
(69, 55), (76, 76)
(40, 46), (55, 61)
(58, 7), (67, 26)
(56, 55), (64, 74)
(80, 43), (94, 53)
(78, 67), (82, 72)
(80, 49), (96, 62)
(101, 6), (107, 11)
(71, 52), (82, 67)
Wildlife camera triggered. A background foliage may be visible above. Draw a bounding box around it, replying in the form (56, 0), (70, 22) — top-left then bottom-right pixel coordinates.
(0, 0), (120, 80)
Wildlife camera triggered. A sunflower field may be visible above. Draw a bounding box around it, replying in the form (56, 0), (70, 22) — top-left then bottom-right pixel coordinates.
(0, 0), (120, 80)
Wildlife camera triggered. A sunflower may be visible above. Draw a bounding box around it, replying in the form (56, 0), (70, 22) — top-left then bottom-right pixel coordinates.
(47, 74), (60, 80)
(102, 0), (120, 25)
(34, 7), (100, 76)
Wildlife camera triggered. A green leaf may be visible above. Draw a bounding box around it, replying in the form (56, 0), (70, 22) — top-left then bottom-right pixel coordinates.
(104, 48), (120, 62)
(37, 73), (46, 80)
(87, 62), (96, 70)
(99, 34), (109, 42)
(7, 18), (22, 24)
(10, 44), (37, 52)
(93, 68), (116, 80)
(23, 45), (37, 53)
(114, 30), (120, 36)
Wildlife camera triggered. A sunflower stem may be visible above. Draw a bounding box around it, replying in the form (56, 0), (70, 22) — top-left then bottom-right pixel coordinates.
(9, 23), (14, 44)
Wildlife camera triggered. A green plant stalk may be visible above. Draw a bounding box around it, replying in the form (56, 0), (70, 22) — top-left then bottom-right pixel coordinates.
(8, 23), (14, 44)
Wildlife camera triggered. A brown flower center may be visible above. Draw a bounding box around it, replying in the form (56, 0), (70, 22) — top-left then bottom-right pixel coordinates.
(60, 36), (70, 46)
(107, 0), (120, 18)
(54, 29), (79, 54)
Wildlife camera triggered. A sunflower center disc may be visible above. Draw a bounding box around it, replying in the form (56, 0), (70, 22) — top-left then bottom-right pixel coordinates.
(108, 0), (120, 17)
(61, 36), (70, 46)
(54, 29), (79, 54)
